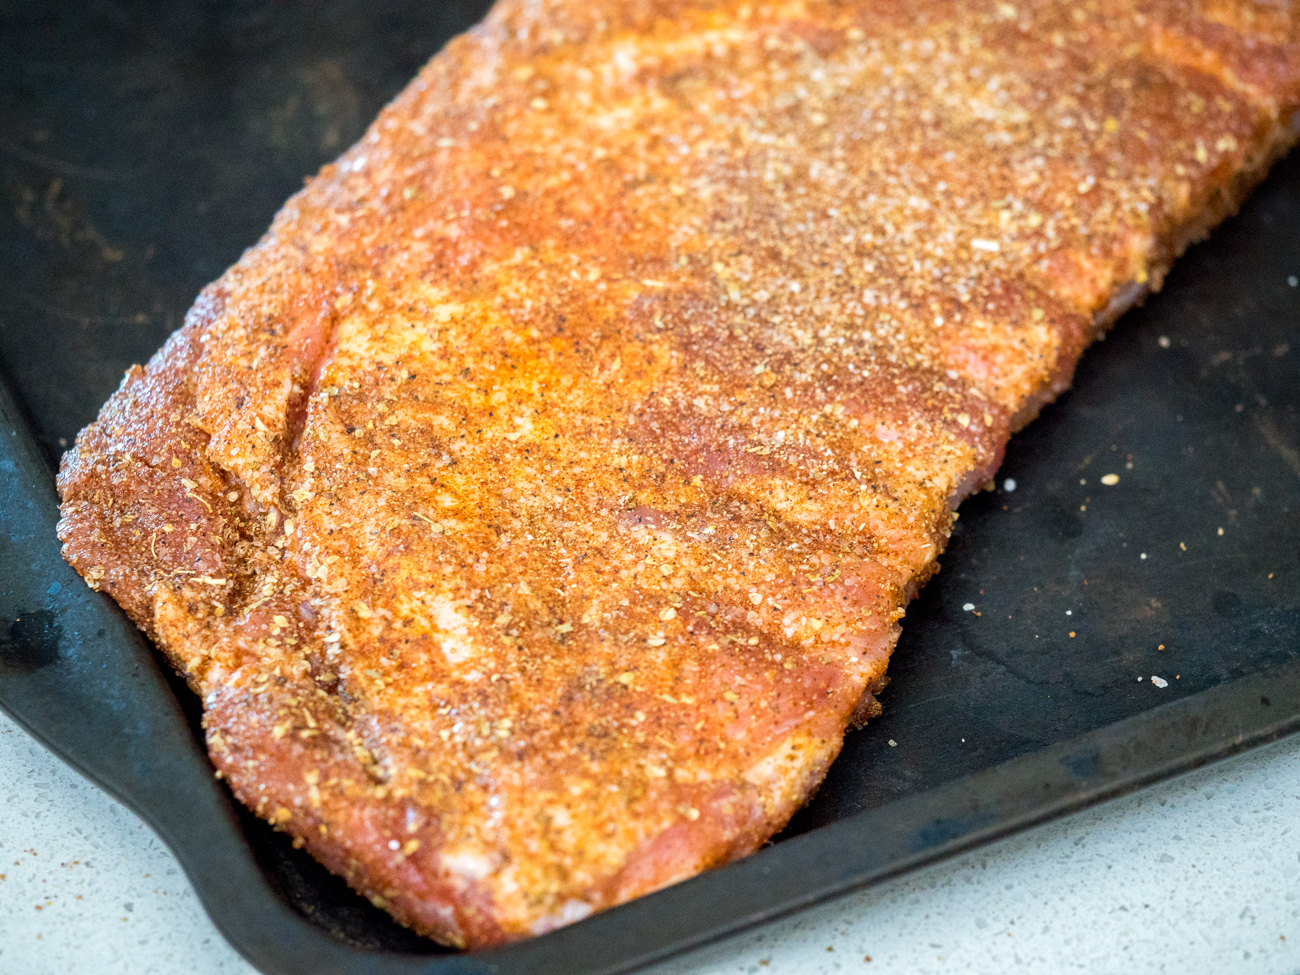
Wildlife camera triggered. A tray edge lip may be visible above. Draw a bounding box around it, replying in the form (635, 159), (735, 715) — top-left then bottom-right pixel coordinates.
(478, 655), (1300, 975)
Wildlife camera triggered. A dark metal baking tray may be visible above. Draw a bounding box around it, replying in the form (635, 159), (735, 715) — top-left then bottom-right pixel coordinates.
(2, 4), (1298, 974)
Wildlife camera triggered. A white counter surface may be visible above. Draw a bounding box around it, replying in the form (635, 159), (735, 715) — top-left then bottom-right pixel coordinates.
(3, 710), (1298, 975)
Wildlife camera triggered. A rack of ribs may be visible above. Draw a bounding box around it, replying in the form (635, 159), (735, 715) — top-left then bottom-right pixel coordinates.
(56, 0), (1300, 949)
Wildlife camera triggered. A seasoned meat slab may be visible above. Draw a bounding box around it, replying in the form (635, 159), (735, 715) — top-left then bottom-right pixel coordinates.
(57, 0), (1300, 949)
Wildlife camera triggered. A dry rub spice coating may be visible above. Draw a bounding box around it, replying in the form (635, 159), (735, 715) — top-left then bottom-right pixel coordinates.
(57, 0), (1300, 948)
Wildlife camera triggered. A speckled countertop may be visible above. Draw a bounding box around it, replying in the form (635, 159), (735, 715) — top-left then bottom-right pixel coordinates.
(3, 712), (1298, 975)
